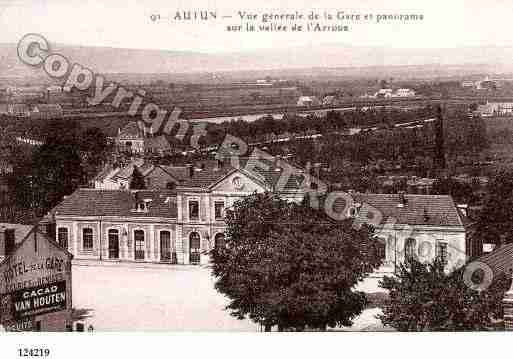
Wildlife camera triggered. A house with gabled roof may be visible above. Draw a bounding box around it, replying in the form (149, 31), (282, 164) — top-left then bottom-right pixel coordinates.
(115, 122), (145, 154)
(333, 192), (467, 291)
(94, 160), (189, 190)
(115, 122), (175, 156)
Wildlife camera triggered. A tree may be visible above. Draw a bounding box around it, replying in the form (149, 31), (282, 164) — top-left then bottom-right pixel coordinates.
(79, 127), (110, 173)
(211, 192), (383, 331)
(379, 259), (511, 331)
(129, 166), (146, 190)
(431, 177), (474, 204)
(30, 135), (85, 215)
(290, 139), (316, 167)
(475, 170), (513, 246)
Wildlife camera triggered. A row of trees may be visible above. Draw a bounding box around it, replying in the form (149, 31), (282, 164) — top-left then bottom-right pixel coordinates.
(198, 106), (438, 148)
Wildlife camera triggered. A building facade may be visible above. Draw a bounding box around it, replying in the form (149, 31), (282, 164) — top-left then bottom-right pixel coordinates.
(52, 159), (467, 276)
(346, 193), (467, 291)
(30, 104), (63, 119)
(476, 102), (513, 117)
(116, 122), (146, 154)
(0, 223), (73, 331)
(53, 158), (306, 265)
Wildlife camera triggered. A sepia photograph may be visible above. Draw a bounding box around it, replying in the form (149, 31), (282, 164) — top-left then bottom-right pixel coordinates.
(0, 0), (513, 357)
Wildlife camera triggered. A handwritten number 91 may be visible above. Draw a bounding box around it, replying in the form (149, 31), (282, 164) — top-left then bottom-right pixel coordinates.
(150, 14), (161, 22)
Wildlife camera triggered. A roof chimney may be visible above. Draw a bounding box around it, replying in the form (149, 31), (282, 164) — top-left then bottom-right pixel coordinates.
(457, 204), (468, 217)
(186, 164), (194, 178)
(423, 208), (430, 222)
(397, 192), (407, 208)
(4, 227), (15, 256)
(215, 159), (223, 171)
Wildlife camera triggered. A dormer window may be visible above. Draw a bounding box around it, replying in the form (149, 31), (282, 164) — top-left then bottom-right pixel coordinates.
(348, 203), (361, 217)
(232, 176), (244, 190)
(136, 199), (152, 212)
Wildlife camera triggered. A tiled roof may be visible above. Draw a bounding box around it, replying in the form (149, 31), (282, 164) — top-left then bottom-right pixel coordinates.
(180, 165), (237, 189)
(329, 193), (463, 227)
(53, 189), (177, 218)
(179, 157), (304, 191)
(159, 165), (189, 182)
(241, 157), (303, 192)
(0, 223), (34, 244)
(114, 162), (154, 180)
(0, 224), (73, 264)
(478, 243), (513, 276)
(95, 161), (187, 187)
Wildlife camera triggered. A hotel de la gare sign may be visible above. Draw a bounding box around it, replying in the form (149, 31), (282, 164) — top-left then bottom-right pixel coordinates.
(0, 224), (73, 332)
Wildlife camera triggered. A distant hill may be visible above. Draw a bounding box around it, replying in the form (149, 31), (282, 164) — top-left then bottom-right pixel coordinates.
(1, 42), (513, 80)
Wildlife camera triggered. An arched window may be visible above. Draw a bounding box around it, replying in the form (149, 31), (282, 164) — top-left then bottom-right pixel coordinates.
(57, 227), (68, 249)
(82, 228), (93, 251)
(214, 233), (226, 249)
(108, 229), (119, 259)
(404, 238), (416, 262)
(134, 230), (145, 260)
(189, 232), (201, 264)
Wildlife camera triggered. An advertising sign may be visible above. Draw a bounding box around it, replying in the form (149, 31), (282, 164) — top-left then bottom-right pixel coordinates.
(1, 281), (67, 320)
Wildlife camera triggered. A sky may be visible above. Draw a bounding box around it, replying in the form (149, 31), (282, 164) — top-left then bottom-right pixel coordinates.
(0, 0), (512, 53)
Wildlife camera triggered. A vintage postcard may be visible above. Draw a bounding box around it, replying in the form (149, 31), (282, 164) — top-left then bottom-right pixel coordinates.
(0, 0), (512, 357)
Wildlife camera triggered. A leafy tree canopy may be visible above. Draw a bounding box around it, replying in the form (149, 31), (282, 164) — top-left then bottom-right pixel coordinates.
(379, 259), (511, 331)
(476, 169), (513, 245)
(129, 166), (146, 190)
(431, 177), (475, 204)
(211, 192), (383, 331)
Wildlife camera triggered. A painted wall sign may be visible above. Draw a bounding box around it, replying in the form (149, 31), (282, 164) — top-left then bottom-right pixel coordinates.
(0, 228), (73, 331)
(2, 317), (34, 332)
(1, 255), (71, 293)
(2, 281), (67, 320)
(2, 256), (68, 283)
